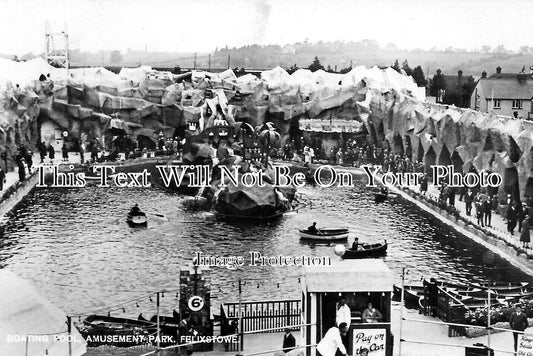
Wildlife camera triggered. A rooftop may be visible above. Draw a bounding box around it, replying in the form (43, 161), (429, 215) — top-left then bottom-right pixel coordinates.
(477, 73), (533, 100)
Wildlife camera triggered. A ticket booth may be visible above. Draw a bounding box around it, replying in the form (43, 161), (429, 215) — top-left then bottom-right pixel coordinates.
(302, 259), (394, 356)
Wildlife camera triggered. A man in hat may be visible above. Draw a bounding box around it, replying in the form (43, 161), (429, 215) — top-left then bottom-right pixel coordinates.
(282, 328), (296, 353)
(510, 305), (529, 352)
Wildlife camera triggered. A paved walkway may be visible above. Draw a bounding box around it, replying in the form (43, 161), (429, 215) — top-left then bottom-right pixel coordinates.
(0, 151), (89, 201)
(407, 179), (533, 258)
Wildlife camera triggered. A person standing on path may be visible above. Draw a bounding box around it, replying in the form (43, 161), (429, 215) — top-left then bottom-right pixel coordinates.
(61, 144), (69, 162)
(47, 143), (55, 163)
(465, 189), (474, 216)
(475, 196), (484, 227)
(518, 202), (526, 233)
(507, 202), (518, 235)
(483, 196), (492, 227)
(510, 305), (529, 352)
(520, 215), (531, 249)
(282, 328), (296, 353)
(38, 141), (47, 163)
(420, 174), (428, 196)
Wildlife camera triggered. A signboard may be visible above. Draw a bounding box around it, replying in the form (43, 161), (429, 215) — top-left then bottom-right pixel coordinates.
(518, 334), (533, 356)
(188, 295), (204, 311)
(352, 328), (386, 356)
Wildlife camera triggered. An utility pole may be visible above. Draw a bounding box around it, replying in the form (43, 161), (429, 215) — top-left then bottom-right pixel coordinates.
(67, 315), (72, 356)
(208, 54), (211, 72)
(238, 278), (243, 352)
(227, 55), (230, 70)
(156, 292), (161, 350)
(399, 268), (405, 356)
(487, 279), (491, 353)
(194, 53), (197, 70)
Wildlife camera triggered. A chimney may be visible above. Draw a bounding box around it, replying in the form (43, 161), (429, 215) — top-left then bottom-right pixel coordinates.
(481, 71), (487, 79)
(496, 66), (502, 74)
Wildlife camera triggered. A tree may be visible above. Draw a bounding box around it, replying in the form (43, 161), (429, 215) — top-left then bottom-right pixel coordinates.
(481, 45), (491, 53)
(308, 56), (324, 72)
(460, 76), (477, 108)
(402, 60), (413, 76)
(286, 64), (299, 74)
(520, 46), (531, 54)
(412, 66), (428, 87)
(494, 45), (506, 53)
(391, 59), (401, 73)
(339, 65), (352, 74)
(429, 69), (446, 97)
(110, 50), (123, 64)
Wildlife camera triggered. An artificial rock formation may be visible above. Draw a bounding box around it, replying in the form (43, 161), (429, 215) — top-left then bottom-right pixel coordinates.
(2, 57), (532, 201)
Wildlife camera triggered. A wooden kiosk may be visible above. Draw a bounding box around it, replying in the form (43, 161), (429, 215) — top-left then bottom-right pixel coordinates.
(301, 259), (394, 356)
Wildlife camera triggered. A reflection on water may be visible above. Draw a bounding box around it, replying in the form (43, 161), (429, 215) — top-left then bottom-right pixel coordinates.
(1, 177), (531, 318)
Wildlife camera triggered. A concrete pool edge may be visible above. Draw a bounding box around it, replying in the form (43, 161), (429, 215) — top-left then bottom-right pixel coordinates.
(389, 184), (533, 276)
(0, 171), (39, 219)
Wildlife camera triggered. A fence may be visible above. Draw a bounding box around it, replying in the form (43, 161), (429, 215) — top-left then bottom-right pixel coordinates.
(221, 299), (301, 333)
(219, 299), (301, 352)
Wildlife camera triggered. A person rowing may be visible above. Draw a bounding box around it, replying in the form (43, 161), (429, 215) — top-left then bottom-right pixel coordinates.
(308, 222), (319, 234)
(130, 203), (141, 216)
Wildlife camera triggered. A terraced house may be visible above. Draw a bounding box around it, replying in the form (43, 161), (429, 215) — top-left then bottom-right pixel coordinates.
(471, 66), (533, 119)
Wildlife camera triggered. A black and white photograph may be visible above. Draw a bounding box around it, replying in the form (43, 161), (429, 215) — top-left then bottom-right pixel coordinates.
(2, 1), (533, 355)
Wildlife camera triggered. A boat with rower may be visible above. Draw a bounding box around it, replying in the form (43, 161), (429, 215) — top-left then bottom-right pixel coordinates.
(342, 241), (388, 259)
(299, 227), (349, 241)
(127, 212), (147, 227)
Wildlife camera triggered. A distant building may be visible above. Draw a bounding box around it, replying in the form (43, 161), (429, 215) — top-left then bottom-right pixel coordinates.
(428, 70), (477, 108)
(470, 66), (533, 119)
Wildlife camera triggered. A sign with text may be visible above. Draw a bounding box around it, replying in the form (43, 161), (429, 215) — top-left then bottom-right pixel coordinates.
(188, 295), (204, 311)
(352, 328), (386, 355)
(518, 334), (533, 356)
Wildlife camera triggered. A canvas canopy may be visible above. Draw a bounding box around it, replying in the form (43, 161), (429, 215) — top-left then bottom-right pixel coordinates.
(304, 259), (393, 293)
(0, 270), (86, 356)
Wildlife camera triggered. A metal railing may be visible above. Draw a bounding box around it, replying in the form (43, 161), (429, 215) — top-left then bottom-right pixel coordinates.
(221, 299), (301, 333)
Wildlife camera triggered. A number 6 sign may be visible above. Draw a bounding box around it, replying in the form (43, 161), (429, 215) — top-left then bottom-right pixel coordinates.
(188, 296), (204, 311)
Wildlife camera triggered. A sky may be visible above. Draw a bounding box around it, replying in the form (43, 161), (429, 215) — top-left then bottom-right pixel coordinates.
(0, 0), (531, 55)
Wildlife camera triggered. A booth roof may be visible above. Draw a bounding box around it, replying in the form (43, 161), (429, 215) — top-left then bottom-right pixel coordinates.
(304, 259), (393, 293)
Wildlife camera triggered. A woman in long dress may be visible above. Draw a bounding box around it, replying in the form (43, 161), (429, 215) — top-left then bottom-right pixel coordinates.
(520, 215), (530, 249)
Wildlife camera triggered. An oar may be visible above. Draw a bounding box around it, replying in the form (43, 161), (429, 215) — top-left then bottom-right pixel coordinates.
(144, 211), (167, 219)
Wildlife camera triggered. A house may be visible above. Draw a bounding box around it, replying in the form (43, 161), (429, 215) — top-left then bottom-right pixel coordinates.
(470, 66), (533, 119)
(428, 70), (477, 108)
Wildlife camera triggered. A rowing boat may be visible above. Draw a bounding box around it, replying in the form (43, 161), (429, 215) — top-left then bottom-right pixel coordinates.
(299, 228), (349, 241)
(127, 212), (147, 226)
(342, 241), (388, 259)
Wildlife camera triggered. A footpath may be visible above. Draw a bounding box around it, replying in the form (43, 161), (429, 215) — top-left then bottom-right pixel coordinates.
(0, 152), (88, 217)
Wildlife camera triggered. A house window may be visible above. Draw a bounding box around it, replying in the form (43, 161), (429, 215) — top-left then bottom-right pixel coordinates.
(512, 99), (522, 109)
(437, 89), (445, 103)
(493, 99), (501, 109)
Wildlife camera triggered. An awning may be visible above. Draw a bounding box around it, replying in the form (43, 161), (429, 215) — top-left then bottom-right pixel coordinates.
(299, 119), (364, 133)
(304, 259), (393, 292)
(0, 270), (86, 356)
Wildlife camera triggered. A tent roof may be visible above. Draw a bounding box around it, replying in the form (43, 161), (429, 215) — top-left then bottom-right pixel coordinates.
(304, 259), (393, 292)
(0, 270), (86, 356)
